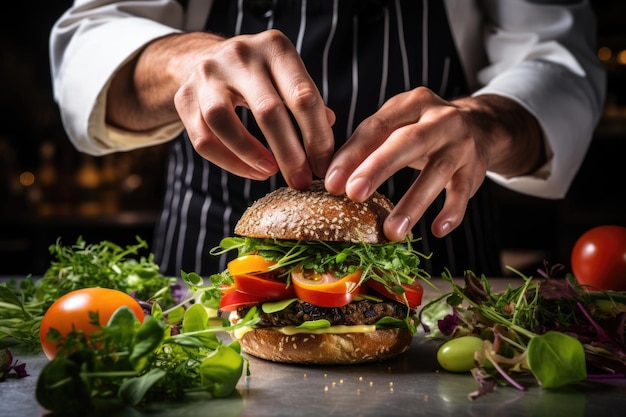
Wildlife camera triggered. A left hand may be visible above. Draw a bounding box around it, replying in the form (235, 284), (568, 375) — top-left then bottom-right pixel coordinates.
(324, 87), (545, 241)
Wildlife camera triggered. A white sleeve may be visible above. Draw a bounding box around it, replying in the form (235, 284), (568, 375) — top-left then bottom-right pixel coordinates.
(50, 0), (190, 155)
(473, 0), (606, 199)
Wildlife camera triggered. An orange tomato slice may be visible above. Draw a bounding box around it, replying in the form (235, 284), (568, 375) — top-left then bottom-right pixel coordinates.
(228, 254), (276, 276)
(291, 266), (362, 294)
(291, 266), (362, 307)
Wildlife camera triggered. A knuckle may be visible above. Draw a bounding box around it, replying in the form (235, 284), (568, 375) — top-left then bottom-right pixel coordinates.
(190, 133), (216, 156)
(173, 85), (194, 109)
(410, 86), (436, 102)
(431, 156), (456, 178)
(219, 39), (254, 64)
(261, 29), (294, 52)
(290, 84), (320, 111)
(254, 95), (284, 123)
(202, 100), (231, 124)
(362, 115), (393, 137)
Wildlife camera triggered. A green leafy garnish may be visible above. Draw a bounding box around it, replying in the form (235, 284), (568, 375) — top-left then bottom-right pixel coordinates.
(211, 236), (433, 301)
(0, 237), (176, 349)
(526, 331), (587, 388)
(296, 319), (331, 330)
(261, 298), (298, 314)
(35, 303), (257, 413)
(421, 264), (626, 399)
(1, 236), (256, 411)
(42, 236), (176, 304)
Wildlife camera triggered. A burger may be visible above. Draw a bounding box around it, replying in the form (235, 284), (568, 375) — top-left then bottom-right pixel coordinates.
(211, 180), (430, 364)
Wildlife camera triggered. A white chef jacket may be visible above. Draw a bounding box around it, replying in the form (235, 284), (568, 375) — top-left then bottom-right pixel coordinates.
(49, 0), (606, 199)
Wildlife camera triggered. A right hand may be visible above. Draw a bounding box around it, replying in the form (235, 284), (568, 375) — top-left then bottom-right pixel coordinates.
(108, 30), (335, 189)
(171, 30), (336, 189)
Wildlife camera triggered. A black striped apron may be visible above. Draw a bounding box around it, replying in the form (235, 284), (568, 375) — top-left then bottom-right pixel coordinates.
(153, 0), (502, 278)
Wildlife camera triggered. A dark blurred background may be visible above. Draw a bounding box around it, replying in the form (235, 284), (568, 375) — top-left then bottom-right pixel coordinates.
(1, 1), (624, 276)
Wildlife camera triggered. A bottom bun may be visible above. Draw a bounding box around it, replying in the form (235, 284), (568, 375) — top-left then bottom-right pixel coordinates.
(238, 328), (414, 365)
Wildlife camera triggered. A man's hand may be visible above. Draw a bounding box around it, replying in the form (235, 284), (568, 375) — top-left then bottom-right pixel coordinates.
(107, 30), (335, 189)
(325, 87), (545, 241)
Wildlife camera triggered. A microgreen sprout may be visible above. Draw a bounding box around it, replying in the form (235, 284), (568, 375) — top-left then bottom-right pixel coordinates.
(211, 235), (434, 297)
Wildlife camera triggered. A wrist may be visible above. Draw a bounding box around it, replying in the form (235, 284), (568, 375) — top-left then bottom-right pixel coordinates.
(453, 94), (546, 178)
(106, 32), (226, 132)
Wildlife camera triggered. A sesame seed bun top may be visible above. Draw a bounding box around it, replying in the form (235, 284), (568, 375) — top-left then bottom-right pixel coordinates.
(234, 180), (395, 244)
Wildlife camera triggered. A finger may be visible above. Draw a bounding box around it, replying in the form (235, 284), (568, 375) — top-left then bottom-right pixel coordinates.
(325, 111), (400, 195)
(196, 133), (277, 180)
(200, 93), (280, 173)
(342, 123), (433, 202)
(243, 78), (313, 189)
(263, 32), (336, 179)
(325, 98), (425, 195)
(430, 167), (480, 238)
(175, 87), (278, 179)
(383, 155), (455, 241)
(280, 78), (335, 178)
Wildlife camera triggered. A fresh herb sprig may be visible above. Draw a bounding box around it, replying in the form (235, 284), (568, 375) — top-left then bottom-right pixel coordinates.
(42, 236), (177, 304)
(211, 236), (434, 297)
(0, 277), (44, 348)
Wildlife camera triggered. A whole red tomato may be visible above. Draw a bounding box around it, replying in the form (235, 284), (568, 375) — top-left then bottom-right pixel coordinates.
(571, 225), (626, 291)
(39, 288), (145, 359)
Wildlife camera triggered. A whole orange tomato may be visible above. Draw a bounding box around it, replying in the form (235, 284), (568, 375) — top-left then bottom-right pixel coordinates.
(571, 225), (626, 291)
(39, 288), (145, 359)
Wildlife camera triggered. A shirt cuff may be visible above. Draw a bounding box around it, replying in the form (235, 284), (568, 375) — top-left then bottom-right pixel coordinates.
(475, 60), (599, 199)
(58, 18), (182, 155)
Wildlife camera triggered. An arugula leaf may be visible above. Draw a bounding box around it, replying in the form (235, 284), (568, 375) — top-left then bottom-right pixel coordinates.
(261, 298), (298, 313)
(375, 316), (411, 330)
(199, 344), (245, 398)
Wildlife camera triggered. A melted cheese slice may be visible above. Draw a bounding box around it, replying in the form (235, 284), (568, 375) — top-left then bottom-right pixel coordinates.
(232, 323), (376, 340)
(275, 324), (376, 335)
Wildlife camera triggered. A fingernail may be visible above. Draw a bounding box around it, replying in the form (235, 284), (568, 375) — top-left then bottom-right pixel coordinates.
(440, 221), (451, 235)
(325, 168), (347, 192)
(348, 177), (371, 201)
(290, 170), (312, 189)
(388, 215), (411, 239)
(255, 158), (277, 175)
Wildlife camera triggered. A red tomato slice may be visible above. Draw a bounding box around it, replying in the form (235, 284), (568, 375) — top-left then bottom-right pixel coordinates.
(233, 273), (296, 299)
(291, 288), (356, 308)
(291, 267), (362, 307)
(367, 279), (424, 308)
(219, 291), (270, 312)
(228, 255), (276, 276)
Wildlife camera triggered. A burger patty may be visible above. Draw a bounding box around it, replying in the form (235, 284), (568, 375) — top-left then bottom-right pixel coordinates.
(237, 299), (412, 328)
